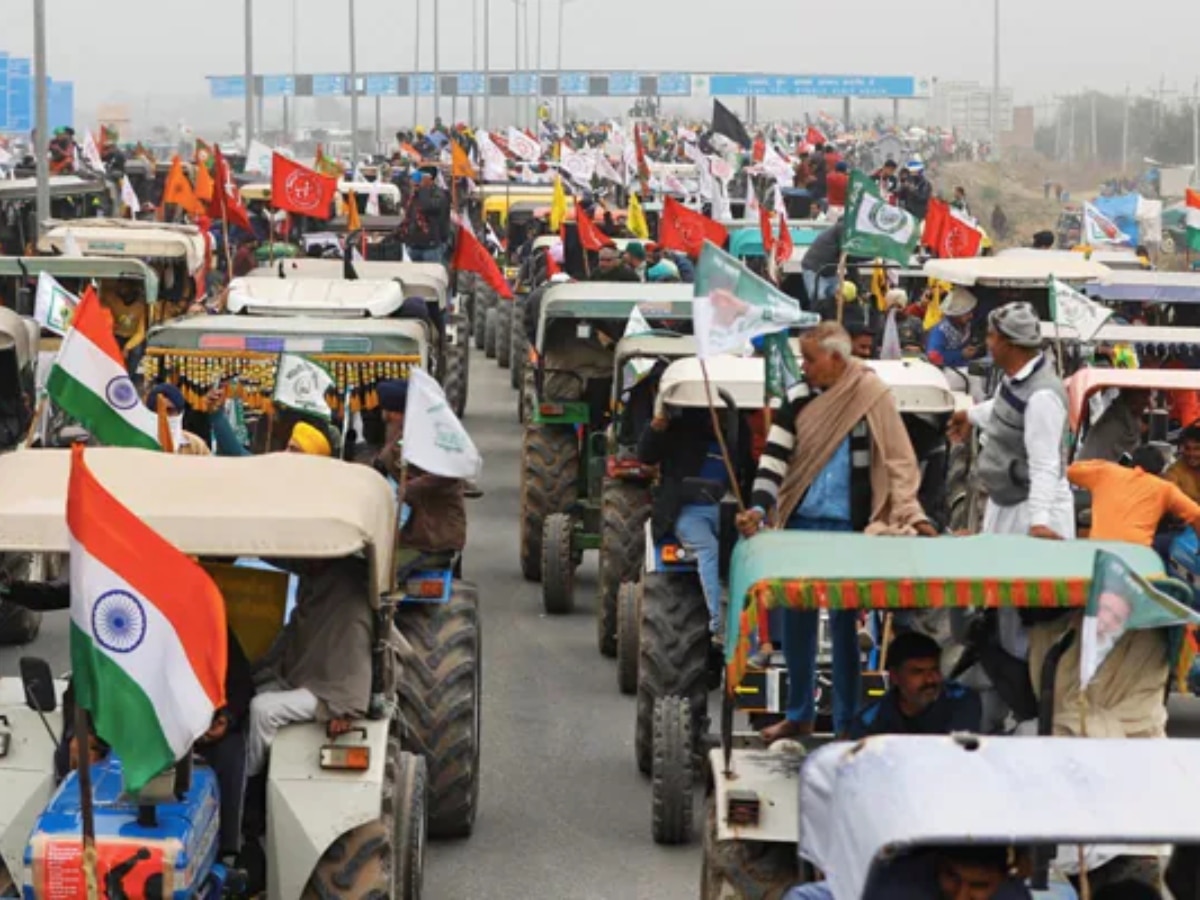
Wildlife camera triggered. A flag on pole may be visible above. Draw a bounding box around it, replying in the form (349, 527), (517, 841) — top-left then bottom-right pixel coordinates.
(193, 158), (214, 203)
(843, 169), (921, 265)
(712, 99), (751, 148)
(506, 127), (542, 162)
(244, 140), (275, 177)
(576, 203), (615, 251)
(658, 197), (728, 259)
(1186, 189), (1200, 252)
(345, 190), (363, 233)
(451, 223), (513, 299)
(451, 140), (478, 180)
(34, 271), (79, 335)
(627, 192), (650, 240)
(273, 353), (335, 421)
(68, 444), (227, 792)
(774, 212), (795, 270)
(1082, 201), (1133, 246)
(162, 155), (203, 217)
(402, 368), (482, 479)
(46, 288), (162, 450)
(550, 176), (569, 232)
(762, 330), (800, 403)
(1080, 549), (1200, 690)
(692, 242), (817, 359)
(271, 153), (337, 220)
(208, 145), (254, 233)
(593, 151), (623, 186)
(1050, 277), (1113, 341)
(120, 177), (141, 217)
(622, 305), (656, 388)
(923, 197), (984, 259)
(80, 131), (105, 172)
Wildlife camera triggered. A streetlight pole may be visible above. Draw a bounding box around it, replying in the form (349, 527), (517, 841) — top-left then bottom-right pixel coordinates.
(990, 0), (999, 151)
(245, 0), (255, 153)
(484, 0), (491, 128)
(289, 0), (298, 141)
(349, 0), (359, 168)
(433, 0), (441, 125)
(522, 0), (531, 126)
(535, 0), (542, 125)
(413, 0), (421, 128)
(512, 0), (522, 128)
(471, 0), (479, 125)
(33, 0), (48, 236)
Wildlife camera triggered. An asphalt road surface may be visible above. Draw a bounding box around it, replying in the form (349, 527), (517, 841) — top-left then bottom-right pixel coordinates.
(6, 352), (1200, 899)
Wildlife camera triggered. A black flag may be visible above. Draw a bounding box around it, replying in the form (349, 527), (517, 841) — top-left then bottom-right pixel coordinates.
(712, 99), (752, 149)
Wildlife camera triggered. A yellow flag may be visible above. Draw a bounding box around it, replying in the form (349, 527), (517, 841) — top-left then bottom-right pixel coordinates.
(923, 280), (945, 331)
(346, 190), (363, 232)
(550, 176), (568, 232)
(871, 262), (889, 311)
(627, 192), (649, 240)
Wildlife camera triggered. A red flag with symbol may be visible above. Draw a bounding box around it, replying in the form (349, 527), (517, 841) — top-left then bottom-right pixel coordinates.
(774, 212), (795, 269)
(576, 203), (615, 251)
(758, 203), (775, 257)
(658, 197), (729, 259)
(452, 224), (513, 300)
(923, 197), (983, 259)
(270, 153), (338, 220)
(806, 126), (828, 147)
(207, 145), (253, 233)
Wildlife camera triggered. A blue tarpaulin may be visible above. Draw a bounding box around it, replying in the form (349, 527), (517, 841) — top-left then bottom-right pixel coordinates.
(1092, 193), (1140, 245)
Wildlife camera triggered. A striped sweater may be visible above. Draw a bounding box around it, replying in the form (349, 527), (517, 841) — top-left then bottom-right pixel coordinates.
(751, 378), (873, 529)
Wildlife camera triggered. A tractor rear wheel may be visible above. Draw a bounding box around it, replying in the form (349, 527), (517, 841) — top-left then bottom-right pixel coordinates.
(496, 303), (512, 370)
(616, 580), (641, 695)
(441, 312), (470, 420)
(509, 297), (528, 389)
(541, 513), (576, 614)
(519, 425), (578, 581)
(635, 572), (710, 776)
(394, 584), (481, 838)
(596, 480), (651, 657)
(652, 696), (694, 845)
(484, 308), (498, 359)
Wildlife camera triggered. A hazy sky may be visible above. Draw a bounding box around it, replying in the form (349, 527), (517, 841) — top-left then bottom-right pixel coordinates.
(5, 0), (1200, 121)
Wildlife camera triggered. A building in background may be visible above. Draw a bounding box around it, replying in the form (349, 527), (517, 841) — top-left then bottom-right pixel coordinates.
(929, 80), (1013, 142)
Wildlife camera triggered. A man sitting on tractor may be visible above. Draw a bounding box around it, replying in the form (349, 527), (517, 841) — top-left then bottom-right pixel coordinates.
(738, 322), (936, 742)
(1165, 424), (1200, 504)
(848, 631), (981, 739)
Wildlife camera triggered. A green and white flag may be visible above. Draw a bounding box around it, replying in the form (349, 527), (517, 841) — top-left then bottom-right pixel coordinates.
(843, 169), (921, 265)
(622, 305), (655, 388)
(403, 368), (482, 479)
(693, 242), (817, 360)
(1050, 277), (1112, 341)
(273, 353), (334, 421)
(1081, 549), (1200, 689)
(34, 271), (79, 335)
(762, 331), (800, 403)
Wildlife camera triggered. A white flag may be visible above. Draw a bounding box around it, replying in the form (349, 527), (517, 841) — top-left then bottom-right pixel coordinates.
(120, 177), (141, 216)
(761, 142), (794, 184)
(273, 353), (335, 421)
(622, 305), (655, 387)
(1051, 278), (1113, 341)
(34, 271), (79, 335)
(1082, 202), (1133, 246)
(560, 144), (596, 183)
(593, 151), (623, 186)
(365, 180), (381, 216)
(244, 140), (275, 177)
(507, 127), (542, 162)
(708, 155), (734, 183)
(80, 131), (105, 172)
(62, 229), (83, 258)
(476, 131), (509, 182)
(622, 141), (639, 186)
(402, 368), (482, 479)
(743, 189), (759, 222)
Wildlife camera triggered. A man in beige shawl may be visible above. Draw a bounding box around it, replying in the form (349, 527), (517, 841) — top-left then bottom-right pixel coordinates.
(737, 322), (935, 741)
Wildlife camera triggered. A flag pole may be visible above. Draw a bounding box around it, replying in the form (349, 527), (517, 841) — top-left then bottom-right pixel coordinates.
(834, 251), (849, 323)
(220, 205), (234, 283)
(699, 358), (745, 512)
(74, 706), (100, 900)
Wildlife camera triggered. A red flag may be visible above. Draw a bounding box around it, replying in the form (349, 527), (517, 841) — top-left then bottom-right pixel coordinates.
(758, 203), (775, 257)
(271, 153), (338, 220)
(576, 203), (615, 251)
(633, 124), (651, 187)
(774, 212), (794, 269)
(806, 126), (828, 147)
(545, 247), (562, 277)
(452, 224), (513, 299)
(657, 197), (729, 259)
(923, 198), (983, 259)
(208, 145), (253, 233)
(752, 137), (766, 164)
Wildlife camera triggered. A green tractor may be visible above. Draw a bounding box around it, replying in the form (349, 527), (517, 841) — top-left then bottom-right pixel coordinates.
(518, 282), (694, 596)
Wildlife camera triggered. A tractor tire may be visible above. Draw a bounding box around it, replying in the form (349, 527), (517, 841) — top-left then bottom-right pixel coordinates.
(509, 298), (528, 390)
(441, 313), (470, 420)
(652, 696), (694, 845)
(518, 371), (535, 425)
(700, 796), (797, 900)
(496, 303), (512, 370)
(616, 580), (641, 696)
(302, 737), (425, 900)
(519, 425), (579, 582)
(484, 308), (498, 359)
(395, 584), (481, 839)
(541, 513), (576, 614)
(596, 480), (651, 657)
(472, 300), (487, 350)
(635, 572), (710, 776)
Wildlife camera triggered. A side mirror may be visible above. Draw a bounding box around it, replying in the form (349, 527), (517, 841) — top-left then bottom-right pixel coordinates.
(19, 656), (57, 713)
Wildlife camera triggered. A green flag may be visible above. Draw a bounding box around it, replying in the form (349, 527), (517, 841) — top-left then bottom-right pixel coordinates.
(693, 242), (818, 359)
(1081, 549), (1200, 689)
(843, 169), (922, 265)
(762, 331), (800, 403)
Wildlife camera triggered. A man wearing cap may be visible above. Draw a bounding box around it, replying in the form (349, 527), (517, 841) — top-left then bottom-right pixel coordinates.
(898, 159), (932, 220)
(592, 245), (640, 283)
(949, 302), (1074, 662)
(623, 242), (648, 281)
(373, 380), (467, 566)
(926, 288), (980, 368)
(401, 168), (449, 263)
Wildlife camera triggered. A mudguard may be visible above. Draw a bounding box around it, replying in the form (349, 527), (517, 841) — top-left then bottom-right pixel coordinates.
(265, 718), (390, 900)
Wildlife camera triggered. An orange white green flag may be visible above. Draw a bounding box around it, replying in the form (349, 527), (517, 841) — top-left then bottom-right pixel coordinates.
(68, 444), (228, 791)
(45, 287), (162, 450)
(1187, 189), (1200, 252)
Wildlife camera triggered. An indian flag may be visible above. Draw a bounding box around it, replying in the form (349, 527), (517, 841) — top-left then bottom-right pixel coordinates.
(46, 287), (161, 450)
(68, 444), (227, 792)
(1188, 189), (1200, 252)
